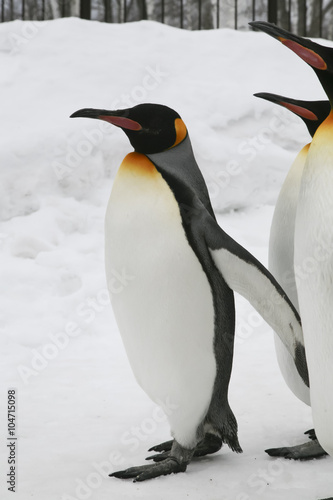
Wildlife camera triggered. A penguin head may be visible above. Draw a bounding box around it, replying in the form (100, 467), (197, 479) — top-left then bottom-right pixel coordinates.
(250, 21), (333, 105)
(254, 92), (331, 137)
(70, 103), (188, 154)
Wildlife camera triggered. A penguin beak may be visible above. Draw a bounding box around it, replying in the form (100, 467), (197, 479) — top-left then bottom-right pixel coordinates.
(70, 108), (142, 131)
(254, 92), (320, 121)
(249, 21), (328, 71)
(254, 92), (289, 106)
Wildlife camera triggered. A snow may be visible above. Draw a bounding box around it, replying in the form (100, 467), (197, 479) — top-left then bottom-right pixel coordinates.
(0, 17), (332, 500)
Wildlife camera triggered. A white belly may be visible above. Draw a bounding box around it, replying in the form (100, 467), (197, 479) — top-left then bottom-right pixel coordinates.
(295, 115), (333, 456)
(269, 145), (310, 406)
(105, 153), (216, 448)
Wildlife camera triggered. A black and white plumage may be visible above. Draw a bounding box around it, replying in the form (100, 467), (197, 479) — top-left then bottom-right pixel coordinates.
(70, 103), (307, 481)
(251, 21), (333, 472)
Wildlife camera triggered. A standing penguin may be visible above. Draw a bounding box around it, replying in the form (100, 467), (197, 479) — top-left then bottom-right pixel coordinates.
(255, 93), (329, 313)
(254, 92), (329, 460)
(250, 21), (333, 475)
(70, 103), (308, 481)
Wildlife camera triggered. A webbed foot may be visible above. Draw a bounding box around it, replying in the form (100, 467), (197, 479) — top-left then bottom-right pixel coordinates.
(110, 456), (186, 482)
(110, 440), (193, 481)
(146, 433), (222, 462)
(265, 439), (328, 460)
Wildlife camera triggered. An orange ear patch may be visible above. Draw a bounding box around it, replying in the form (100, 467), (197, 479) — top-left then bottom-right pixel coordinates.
(171, 118), (187, 148)
(278, 38), (327, 70)
(281, 102), (318, 121)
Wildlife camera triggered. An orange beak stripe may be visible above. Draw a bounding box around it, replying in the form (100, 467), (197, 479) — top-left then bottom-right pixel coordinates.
(281, 102), (318, 121)
(99, 115), (142, 131)
(278, 37), (327, 70)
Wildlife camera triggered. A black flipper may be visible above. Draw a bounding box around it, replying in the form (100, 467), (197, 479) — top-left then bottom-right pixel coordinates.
(204, 215), (309, 388)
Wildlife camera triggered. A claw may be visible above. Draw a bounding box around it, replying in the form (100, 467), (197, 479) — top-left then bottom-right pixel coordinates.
(304, 428), (316, 441)
(265, 440), (328, 460)
(110, 457), (187, 481)
(148, 440), (173, 453)
(146, 451), (170, 462)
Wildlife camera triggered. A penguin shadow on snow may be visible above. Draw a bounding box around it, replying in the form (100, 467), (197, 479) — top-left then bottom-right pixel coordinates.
(70, 102), (308, 482)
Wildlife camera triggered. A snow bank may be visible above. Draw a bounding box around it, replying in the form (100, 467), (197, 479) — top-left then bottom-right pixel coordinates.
(0, 17), (330, 222)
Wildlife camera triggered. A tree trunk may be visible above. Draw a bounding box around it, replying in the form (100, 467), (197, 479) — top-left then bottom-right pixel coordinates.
(201, 0), (214, 29)
(80, 0), (91, 19)
(268, 0), (278, 24)
(104, 0), (112, 22)
(137, 0), (147, 20)
(278, 0), (289, 30)
(297, 0), (306, 35)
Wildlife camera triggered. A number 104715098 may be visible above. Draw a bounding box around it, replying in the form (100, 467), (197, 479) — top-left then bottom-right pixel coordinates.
(7, 389), (16, 437)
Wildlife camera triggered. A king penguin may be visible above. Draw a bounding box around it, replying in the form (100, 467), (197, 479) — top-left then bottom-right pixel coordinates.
(255, 92), (330, 460)
(251, 21), (333, 479)
(70, 103), (308, 481)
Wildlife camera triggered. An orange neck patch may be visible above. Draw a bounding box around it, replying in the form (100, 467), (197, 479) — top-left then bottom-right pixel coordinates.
(320, 109), (333, 128)
(171, 118), (187, 148)
(312, 109), (333, 142)
(119, 152), (159, 177)
(279, 38), (327, 70)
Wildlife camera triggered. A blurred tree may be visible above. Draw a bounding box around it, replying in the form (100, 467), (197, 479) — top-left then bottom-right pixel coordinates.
(125, 0), (147, 21)
(80, 0), (90, 18)
(297, 0), (306, 35)
(2, 0), (333, 41)
(277, 0), (290, 29)
(103, 0), (111, 21)
(268, 0), (277, 23)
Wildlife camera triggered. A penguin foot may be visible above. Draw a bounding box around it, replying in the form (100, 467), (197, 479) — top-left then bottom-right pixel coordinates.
(146, 450), (170, 462)
(265, 439), (328, 460)
(148, 439), (173, 453)
(110, 457), (187, 482)
(146, 433), (222, 462)
(193, 433), (223, 457)
(304, 428), (317, 441)
(111, 440), (194, 481)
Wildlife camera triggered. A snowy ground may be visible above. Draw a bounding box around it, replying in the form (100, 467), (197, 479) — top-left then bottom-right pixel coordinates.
(0, 18), (332, 500)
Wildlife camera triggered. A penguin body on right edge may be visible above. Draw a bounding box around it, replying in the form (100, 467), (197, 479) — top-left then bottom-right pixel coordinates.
(255, 93), (330, 460)
(251, 22), (333, 482)
(255, 93), (329, 404)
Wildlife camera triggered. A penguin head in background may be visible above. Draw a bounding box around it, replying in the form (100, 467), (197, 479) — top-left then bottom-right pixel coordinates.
(249, 21), (333, 105)
(254, 92), (330, 137)
(70, 103), (188, 154)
